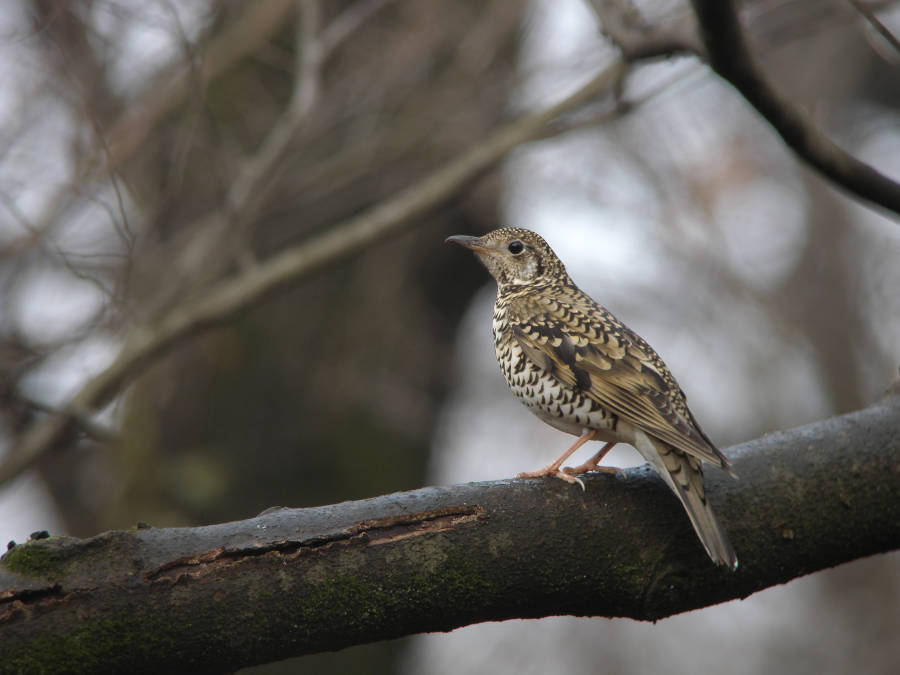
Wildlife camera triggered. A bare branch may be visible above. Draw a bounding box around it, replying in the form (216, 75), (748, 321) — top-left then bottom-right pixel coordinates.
(104, 0), (299, 168)
(162, 1), (325, 303)
(104, 0), (397, 172)
(586, 0), (704, 59)
(848, 0), (900, 57)
(226, 0), (322, 213)
(2, 389), (899, 672)
(13, 395), (117, 444)
(691, 0), (900, 218)
(0, 61), (626, 489)
(320, 0), (396, 58)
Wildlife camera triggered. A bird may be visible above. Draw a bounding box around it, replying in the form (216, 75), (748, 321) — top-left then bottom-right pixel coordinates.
(446, 227), (738, 570)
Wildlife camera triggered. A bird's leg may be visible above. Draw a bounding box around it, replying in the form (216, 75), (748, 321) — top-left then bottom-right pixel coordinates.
(516, 429), (599, 490)
(563, 441), (624, 477)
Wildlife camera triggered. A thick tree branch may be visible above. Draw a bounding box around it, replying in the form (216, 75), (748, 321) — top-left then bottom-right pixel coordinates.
(691, 0), (900, 217)
(0, 61), (626, 490)
(2, 387), (899, 673)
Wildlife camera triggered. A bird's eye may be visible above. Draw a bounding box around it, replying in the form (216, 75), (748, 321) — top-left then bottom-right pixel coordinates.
(507, 240), (524, 255)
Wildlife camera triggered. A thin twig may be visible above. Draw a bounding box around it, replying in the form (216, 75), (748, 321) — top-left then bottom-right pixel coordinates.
(105, 0), (298, 168)
(226, 1), (321, 212)
(0, 60), (626, 489)
(16, 395), (117, 444)
(153, 1), (324, 314)
(320, 0), (395, 58)
(847, 0), (900, 57)
(691, 0), (900, 217)
(585, 0), (704, 59)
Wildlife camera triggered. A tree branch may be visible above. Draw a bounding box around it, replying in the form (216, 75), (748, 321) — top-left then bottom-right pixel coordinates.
(691, 0), (900, 217)
(848, 0), (900, 57)
(3, 387), (899, 673)
(148, 0), (388, 312)
(104, 0), (299, 168)
(0, 61), (626, 490)
(586, 0), (705, 59)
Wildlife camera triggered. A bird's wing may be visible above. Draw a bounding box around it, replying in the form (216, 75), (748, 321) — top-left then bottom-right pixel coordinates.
(508, 291), (732, 471)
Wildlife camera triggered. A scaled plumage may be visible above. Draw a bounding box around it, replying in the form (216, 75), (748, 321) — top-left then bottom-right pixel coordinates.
(446, 227), (738, 570)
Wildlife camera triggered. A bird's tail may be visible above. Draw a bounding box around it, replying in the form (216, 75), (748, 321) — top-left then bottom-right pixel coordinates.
(632, 429), (738, 570)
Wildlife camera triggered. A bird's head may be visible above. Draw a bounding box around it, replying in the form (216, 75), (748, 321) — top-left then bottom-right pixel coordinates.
(445, 227), (568, 291)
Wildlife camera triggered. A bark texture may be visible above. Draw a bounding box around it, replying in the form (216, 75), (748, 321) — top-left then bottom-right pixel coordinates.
(1, 386), (899, 673)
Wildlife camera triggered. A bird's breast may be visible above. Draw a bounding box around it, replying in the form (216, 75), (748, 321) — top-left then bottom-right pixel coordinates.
(492, 302), (616, 439)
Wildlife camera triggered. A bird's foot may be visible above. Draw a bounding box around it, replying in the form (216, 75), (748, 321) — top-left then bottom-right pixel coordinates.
(562, 463), (625, 478)
(516, 466), (585, 491)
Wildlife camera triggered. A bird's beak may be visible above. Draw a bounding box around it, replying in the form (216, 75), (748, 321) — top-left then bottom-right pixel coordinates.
(445, 234), (496, 255)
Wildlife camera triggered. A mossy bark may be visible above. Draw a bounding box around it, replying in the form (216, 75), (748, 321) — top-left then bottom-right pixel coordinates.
(2, 387), (899, 673)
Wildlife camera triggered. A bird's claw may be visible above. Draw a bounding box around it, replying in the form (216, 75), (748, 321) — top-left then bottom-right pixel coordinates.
(517, 468), (586, 491)
(562, 464), (625, 478)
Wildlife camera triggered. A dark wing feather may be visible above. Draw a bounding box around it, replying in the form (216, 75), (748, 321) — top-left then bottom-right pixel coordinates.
(509, 291), (732, 472)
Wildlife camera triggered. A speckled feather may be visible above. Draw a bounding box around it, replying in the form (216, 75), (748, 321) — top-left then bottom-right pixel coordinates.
(447, 227), (738, 569)
(504, 278), (732, 473)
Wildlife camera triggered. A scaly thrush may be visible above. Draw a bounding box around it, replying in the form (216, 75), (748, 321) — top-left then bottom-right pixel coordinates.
(446, 227), (738, 569)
